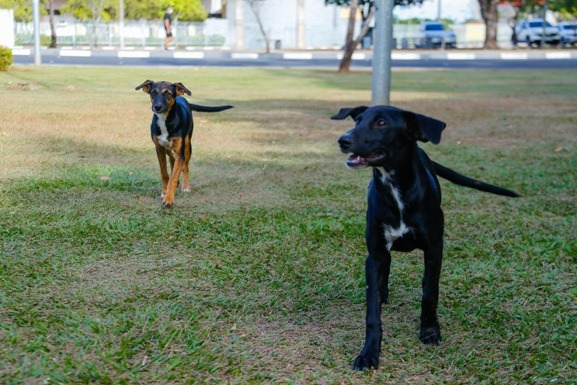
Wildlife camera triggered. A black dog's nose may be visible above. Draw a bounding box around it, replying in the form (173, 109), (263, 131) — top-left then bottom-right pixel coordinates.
(338, 135), (352, 151)
(153, 104), (163, 113)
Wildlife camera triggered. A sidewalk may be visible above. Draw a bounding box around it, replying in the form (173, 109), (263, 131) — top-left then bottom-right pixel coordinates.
(11, 46), (577, 61)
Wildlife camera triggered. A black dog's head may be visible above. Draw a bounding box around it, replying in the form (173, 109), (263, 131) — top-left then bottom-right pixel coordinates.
(333, 105), (446, 169)
(135, 80), (192, 114)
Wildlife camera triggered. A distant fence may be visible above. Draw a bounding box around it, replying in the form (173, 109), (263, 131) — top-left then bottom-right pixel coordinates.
(14, 19), (515, 50)
(15, 19), (228, 48)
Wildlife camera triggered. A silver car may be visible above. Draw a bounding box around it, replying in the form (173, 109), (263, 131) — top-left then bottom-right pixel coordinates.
(415, 22), (457, 49)
(515, 19), (561, 47)
(558, 21), (577, 46)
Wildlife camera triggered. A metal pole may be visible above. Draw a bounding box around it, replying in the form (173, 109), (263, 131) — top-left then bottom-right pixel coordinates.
(371, 0), (394, 106)
(297, 0), (304, 49)
(32, 0), (41, 65)
(541, 0), (549, 48)
(119, 0), (125, 49)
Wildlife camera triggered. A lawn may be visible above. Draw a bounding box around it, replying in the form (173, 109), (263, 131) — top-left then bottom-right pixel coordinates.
(0, 66), (575, 384)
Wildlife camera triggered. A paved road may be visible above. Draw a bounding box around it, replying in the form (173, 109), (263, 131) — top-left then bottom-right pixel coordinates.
(12, 47), (577, 69)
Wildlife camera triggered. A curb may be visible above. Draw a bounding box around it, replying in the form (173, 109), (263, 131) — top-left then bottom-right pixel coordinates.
(11, 46), (577, 61)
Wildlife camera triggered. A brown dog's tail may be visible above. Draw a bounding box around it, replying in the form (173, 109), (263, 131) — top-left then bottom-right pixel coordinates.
(432, 161), (520, 197)
(188, 103), (233, 112)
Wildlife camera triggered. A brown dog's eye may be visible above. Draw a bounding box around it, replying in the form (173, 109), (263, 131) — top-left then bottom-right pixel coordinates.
(375, 118), (387, 128)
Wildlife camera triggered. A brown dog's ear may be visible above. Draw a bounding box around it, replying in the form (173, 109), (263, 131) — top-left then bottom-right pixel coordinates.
(402, 110), (446, 145)
(174, 82), (192, 96)
(135, 80), (154, 93)
(331, 106), (369, 120)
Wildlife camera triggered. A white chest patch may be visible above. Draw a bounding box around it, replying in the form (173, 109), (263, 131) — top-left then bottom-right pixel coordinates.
(376, 167), (411, 251)
(376, 167), (404, 213)
(384, 222), (410, 251)
(155, 113), (172, 149)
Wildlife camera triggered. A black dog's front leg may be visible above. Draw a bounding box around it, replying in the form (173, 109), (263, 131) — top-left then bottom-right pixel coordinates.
(353, 251), (391, 370)
(419, 243), (443, 345)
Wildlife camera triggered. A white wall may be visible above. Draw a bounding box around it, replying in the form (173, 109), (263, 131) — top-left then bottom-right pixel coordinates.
(226, 0), (357, 50)
(0, 9), (15, 48)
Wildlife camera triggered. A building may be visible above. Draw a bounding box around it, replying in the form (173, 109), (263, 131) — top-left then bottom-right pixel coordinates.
(210, 0), (353, 50)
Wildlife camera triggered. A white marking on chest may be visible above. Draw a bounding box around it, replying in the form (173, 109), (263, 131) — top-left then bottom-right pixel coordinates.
(155, 113), (172, 149)
(376, 167), (410, 251)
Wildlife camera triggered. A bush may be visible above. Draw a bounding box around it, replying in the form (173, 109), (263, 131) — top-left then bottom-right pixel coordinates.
(0, 46), (13, 71)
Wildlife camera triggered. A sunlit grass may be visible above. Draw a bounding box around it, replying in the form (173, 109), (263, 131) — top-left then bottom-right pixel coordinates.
(0, 66), (576, 384)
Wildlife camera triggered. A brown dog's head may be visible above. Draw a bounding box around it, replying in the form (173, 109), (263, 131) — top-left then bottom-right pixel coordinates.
(333, 105), (446, 169)
(135, 80), (191, 114)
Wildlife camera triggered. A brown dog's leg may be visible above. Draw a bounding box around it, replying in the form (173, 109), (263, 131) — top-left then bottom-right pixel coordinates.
(155, 145), (170, 198)
(162, 138), (184, 208)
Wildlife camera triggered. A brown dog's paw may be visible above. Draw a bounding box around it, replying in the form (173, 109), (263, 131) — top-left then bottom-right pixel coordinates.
(162, 200), (174, 209)
(182, 187), (191, 193)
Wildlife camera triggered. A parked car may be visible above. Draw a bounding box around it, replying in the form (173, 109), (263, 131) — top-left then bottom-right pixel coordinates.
(557, 21), (577, 46)
(514, 19), (561, 47)
(415, 21), (456, 49)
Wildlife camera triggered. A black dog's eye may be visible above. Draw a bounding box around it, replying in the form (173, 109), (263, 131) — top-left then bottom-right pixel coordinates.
(375, 118), (387, 128)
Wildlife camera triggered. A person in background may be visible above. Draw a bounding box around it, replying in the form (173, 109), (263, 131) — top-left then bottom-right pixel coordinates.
(164, 7), (174, 50)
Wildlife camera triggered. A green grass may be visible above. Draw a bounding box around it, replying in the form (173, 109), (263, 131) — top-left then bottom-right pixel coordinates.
(0, 66), (576, 384)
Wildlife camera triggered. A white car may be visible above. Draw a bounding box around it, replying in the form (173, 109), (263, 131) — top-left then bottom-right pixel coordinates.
(557, 21), (577, 46)
(514, 19), (561, 47)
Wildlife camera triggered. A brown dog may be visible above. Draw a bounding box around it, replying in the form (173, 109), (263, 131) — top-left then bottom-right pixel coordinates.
(136, 80), (232, 208)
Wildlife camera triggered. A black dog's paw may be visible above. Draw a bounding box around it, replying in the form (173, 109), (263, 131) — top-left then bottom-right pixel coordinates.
(353, 350), (380, 371)
(419, 324), (442, 346)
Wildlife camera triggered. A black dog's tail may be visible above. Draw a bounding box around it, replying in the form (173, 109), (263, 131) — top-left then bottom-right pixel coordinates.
(432, 161), (520, 197)
(188, 103), (234, 113)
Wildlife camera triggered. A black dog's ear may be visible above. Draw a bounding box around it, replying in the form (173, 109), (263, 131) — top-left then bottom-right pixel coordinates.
(403, 110), (446, 145)
(135, 80), (154, 93)
(331, 106), (369, 120)
(174, 82), (192, 96)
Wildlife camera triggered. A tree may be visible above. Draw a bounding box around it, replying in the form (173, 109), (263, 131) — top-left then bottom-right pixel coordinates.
(123, 0), (207, 22)
(325, 0), (425, 73)
(60, 0), (116, 47)
(478, 0), (500, 49)
(48, 0), (57, 48)
(504, 0), (577, 16)
(245, 0), (271, 53)
(0, 0), (34, 22)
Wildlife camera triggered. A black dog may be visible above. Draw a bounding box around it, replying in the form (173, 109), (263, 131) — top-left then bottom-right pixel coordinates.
(333, 105), (519, 371)
(136, 80), (233, 208)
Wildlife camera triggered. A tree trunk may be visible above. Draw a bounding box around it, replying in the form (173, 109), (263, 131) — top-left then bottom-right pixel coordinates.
(339, 0), (359, 73)
(246, 0), (271, 53)
(478, 0), (499, 49)
(49, 0), (57, 48)
(339, 0), (374, 73)
(508, 7), (520, 47)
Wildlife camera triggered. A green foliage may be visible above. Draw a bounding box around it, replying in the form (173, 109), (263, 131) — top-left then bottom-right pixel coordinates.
(508, 0), (577, 16)
(0, 0), (33, 22)
(123, 0), (207, 22)
(60, 0), (117, 22)
(0, 46), (12, 71)
(170, 0), (207, 22)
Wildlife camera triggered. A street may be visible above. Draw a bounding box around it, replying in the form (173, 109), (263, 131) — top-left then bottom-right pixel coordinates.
(12, 47), (577, 69)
